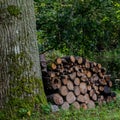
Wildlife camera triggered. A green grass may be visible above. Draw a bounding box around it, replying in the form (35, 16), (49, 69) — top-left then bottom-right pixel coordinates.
(28, 92), (120, 120)
(1, 91), (120, 120)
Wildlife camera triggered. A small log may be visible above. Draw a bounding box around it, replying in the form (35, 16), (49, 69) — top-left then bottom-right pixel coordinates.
(53, 93), (64, 105)
(51, 63), (57, 70)
(49, 72), (56, 78)
(79, 82), (87, 94)
(74, 66), (80, 72)
(68, 67), (74, 73)
(99, 79), (107, 85)
(66, 92), (76, 104)
(76, 56), (83, 64)
(72, 101), (80, 109)
(69, 72), (76, 80)
(99, 86), (104, 92)
(84, 93), (90, 104)
(67, 80), (74, 90)
(76, 72), (84, 77)
(87, 100), (95, 109)
(89, 89), (95, 97)
(81, 75), (88, 82)
(92, 74), (99, 81)
(97, 63), (102, 69)
(61, 102), (70, 110)
(70, 55), (76, 63)
(87, 85), (92, 91)
(61, 75), (68, 85)
(74, 77), (80, 85)
(86, 71), (92, 78)
(92, 93), (97, 101)
(98, 72), (104, 78)
(77, 94), (85, 103)
(62, 78), (68, 85)
(59, 86), (68, 96)
(81, 103), (88, 110)
(85, 61), (90, 69)
(74, 86), (80, 96)
(92, 84), (98, 91)
(92, 67), (99, 73)
(82, 68), (87, 75)
(56, 57), (62, 64)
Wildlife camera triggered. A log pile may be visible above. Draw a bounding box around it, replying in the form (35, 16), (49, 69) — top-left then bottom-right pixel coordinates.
(40, 55), (116, 110)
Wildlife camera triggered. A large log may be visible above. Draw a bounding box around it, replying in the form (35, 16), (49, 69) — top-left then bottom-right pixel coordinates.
(66, 92), (76, 104)
(47, 94), (64, 105)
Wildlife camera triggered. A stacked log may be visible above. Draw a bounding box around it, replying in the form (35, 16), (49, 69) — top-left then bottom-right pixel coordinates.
(41, 55), (116, 110)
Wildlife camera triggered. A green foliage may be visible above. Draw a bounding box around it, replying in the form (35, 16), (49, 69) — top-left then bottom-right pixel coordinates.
(2, 93), (120, 120)
(35, 0), (120, 57)
(93, 48), (120, 88)
(41, 104), (51, 114)
(35, 0), (120, 88)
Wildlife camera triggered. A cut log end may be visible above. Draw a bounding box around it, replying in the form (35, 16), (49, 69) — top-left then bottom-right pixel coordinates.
(61, 102), (70, 110)
(66, 92), (76, 104)
(53, 94), (64, 105)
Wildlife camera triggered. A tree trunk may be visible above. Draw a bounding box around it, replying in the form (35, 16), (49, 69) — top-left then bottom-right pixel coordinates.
(0, 0), (47, 109)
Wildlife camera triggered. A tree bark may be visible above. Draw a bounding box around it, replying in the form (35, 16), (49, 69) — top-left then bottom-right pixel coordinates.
(0, 0), (47, 109)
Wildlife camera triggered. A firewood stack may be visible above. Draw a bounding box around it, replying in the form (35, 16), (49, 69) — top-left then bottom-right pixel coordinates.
(40, 55), (116, 110)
